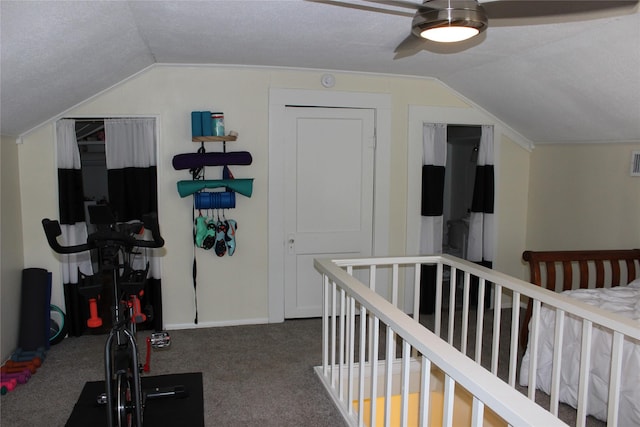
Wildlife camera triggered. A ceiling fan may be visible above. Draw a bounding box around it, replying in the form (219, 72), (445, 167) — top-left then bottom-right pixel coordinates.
(309, 0), (638, 54)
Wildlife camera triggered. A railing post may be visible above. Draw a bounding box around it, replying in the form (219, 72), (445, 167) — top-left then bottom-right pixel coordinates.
(370, 317), (380, 427)
(607, 331), (624, 426)
(490, 284), (502, 375)
(550, 309), (565, 416)
(331, 279), (337, 388)
(474, 278), (486, 363)
(339, 288), (346, 401)
(400, 340), (411, 427)
(435, 262), (443, 336)
(322, 274), (329, 376)
(358, 305), (367, 426)
(447, 267), (456, 345)
(419, 356), (431, 426)
(527, 300), (541, 400)
(347, 296), (356, 415)
(508, 291), (521, 387)
(576, 320), (593, 427)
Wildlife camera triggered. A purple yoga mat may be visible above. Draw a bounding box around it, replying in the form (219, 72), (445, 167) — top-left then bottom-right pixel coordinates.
(172, 151), (252, 170)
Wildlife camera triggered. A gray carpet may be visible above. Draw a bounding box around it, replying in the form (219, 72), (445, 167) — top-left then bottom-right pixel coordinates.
(0, 319), (347, 427)
(1, 310), (607, 427)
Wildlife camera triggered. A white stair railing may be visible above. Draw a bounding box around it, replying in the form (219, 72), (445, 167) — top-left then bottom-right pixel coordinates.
(314, 255), (640, 427)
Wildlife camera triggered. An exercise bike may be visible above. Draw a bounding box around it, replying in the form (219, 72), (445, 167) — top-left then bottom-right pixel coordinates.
(42, 206), (185, 427)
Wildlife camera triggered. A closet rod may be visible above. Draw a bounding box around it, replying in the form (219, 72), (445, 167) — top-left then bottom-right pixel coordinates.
(67, 118), (104, 123)
(67, 117), (152, 122)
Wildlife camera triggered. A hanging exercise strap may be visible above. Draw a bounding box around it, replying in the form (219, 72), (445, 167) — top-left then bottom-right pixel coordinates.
(192, 203), (199, 325)
(190, 143), (206, 324)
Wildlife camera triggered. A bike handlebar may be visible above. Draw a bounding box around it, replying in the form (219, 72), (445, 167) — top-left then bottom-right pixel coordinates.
(42, 218), (92, 254)
(42, 213), (165, 255)
(141, 213), (165, 248)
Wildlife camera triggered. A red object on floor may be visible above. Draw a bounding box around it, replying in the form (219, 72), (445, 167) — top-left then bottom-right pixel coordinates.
(143, 336), (151, 372)
(87, 298), (103, 328)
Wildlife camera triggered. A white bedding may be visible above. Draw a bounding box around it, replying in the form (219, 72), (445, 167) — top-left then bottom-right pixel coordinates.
(519, 278), (640, 425)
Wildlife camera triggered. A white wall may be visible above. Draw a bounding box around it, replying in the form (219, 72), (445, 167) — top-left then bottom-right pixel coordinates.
(495, 135), (532, 279)
(16, 65), (534, 329)
(1, 135), (25, 360)
(527, 142), (640, 251)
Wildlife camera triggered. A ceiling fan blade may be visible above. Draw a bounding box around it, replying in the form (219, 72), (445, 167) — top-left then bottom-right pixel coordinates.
(305, 0), (415, 17)
(393, 34), (426, 58)
(358, 0), (426, 10)
(482, 1), (638, 24)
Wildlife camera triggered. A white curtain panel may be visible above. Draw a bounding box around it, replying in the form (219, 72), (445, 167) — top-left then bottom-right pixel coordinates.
(467, 125), (495, 263)
(105, 118), (156, 169)
(57, 119), (82, 170)
(104, 118), (161, 279)
(419, 123), (447, 255)
(56, 119), (93, 281)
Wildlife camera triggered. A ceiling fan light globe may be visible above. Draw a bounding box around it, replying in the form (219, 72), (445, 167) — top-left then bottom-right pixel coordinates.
(421, 26), (479, 43)
(412, 3), (488, 43)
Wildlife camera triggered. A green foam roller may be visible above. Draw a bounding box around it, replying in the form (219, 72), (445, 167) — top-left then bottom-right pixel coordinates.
(177, 179), (254, 198)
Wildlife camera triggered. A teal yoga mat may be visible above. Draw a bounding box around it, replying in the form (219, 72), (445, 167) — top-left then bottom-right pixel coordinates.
(177, 179), (253, 198)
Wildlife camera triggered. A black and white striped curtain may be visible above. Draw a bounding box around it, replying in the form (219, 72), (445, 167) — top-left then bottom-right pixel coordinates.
(105, 118), (158, 222)
(467, 125), (494, 307)
(105, 118), (162, 330)
(56, 119), (93, 336)
(419, 123), (446, 313)
(467, 125), (494, 266)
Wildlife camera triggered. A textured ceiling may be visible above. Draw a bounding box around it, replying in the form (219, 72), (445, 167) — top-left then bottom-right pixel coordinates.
(1, 0), (639, 144)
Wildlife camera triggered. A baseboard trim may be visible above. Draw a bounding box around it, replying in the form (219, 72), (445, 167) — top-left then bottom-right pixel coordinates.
(165, 317), (270, 330)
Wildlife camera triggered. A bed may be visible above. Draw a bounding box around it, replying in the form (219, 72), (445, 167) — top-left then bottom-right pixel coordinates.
(519, 249), (640, 426)
(313, 253), (640, 427)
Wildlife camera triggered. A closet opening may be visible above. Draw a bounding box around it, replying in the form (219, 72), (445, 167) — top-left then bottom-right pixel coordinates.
(76, 120), (108, 237)
(440, 125), (481, 309)
(443, 124), (481, 259)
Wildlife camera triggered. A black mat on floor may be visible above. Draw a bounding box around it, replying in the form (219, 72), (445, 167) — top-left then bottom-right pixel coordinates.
(65, 372), (204, 427)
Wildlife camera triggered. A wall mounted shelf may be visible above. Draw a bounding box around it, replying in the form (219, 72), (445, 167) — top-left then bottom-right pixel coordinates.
(192, 135), (237, 143)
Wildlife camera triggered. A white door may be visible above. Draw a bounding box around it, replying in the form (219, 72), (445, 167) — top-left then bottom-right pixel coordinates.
(284, 107), (375, 318)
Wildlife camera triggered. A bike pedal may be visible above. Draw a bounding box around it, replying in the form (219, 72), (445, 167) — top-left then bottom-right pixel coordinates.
(150, 331), (171, 348)
(174, 385), (189, 399)
(97, 393), (107, 405)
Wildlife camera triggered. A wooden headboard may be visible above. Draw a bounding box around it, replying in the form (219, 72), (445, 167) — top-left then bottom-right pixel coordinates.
(519, 249), (640, 349)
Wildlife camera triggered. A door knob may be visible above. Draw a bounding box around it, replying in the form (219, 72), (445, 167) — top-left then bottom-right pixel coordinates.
(287, 234), (295, 254)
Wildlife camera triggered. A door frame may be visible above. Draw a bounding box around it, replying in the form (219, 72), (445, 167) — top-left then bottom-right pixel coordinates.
(268, 88), (391, 322)
(404, 105), (533, 311)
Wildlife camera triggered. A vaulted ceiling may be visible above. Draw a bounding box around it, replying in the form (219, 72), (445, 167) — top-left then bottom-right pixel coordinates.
(1, 0), (639, 144)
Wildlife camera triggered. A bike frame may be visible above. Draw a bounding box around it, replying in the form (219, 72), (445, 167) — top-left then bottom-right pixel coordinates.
(42, 211), (164, 427)
(104, 263), (145, 427)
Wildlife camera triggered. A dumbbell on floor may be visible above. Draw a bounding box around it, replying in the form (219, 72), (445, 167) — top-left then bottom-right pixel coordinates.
(11, 347), (46, 363)
(1, 378), (18, 394)
(1, 370), (31, 384)
(1, 360), (39, 374)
